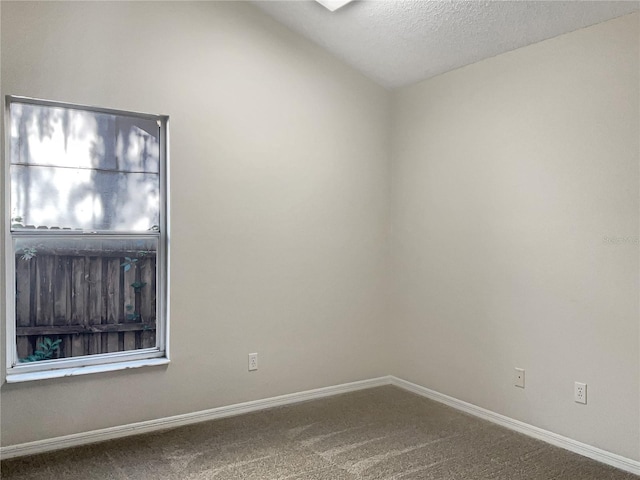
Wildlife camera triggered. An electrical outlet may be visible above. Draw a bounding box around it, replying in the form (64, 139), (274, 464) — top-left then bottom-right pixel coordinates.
(514, 368), (525, 388)
(574, 382), (587, 404)
(248, 353), (258, 371)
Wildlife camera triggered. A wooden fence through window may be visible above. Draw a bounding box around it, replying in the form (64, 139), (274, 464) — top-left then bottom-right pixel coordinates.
(15, 249), (156, 361)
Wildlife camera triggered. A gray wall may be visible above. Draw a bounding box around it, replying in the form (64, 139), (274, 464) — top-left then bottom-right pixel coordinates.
(0, 1), (390, 445)
(390, 12), (639, 460)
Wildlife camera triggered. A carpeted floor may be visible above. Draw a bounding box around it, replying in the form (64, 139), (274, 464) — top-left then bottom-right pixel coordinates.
(1, 385), (637, 479)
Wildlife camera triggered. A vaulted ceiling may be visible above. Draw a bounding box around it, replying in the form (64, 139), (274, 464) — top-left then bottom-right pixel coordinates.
(253, 0), (640, 89)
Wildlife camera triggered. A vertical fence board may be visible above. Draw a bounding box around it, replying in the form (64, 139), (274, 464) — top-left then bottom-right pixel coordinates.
(88, 257), (104, 325)
(65, 334), (73, 358)
(88, 332), (101, 355)
(106, 259), (121, 324)
(71, 334), (84, 357)
(57, 335), (69, 359)
(34, 336), (44, 358)
(141, 330), (155, 349)
(16, 337), (31, 360)
(152, 257), (157, 320)
(140, 258), (155, 323)
(106, 333), (119, 352)
(54, 257), (71, 325)
(144, 257), (157, 348)
(15, 257), (32, 327)
(123, 260), (136, 322)
(71, 257), (88, 325)
(124, 331), (136, 351)
(35, 256), (55, 326)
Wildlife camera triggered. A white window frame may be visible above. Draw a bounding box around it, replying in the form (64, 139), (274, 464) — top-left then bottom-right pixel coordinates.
(4, 95), (170, 382)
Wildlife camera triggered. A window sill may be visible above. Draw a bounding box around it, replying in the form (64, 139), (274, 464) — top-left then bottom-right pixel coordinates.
(5, 357), (170, 383)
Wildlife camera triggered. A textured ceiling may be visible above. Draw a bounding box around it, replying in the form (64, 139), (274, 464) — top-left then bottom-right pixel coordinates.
(252, 0), (640, 89)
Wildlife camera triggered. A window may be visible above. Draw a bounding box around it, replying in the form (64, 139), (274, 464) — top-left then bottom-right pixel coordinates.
(5, 96), (169, 382)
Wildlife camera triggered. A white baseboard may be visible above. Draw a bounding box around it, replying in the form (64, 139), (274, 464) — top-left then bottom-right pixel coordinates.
(2, 375), (639, 476)
(389, 376), (640, 476)
(0, 376), (390, 460)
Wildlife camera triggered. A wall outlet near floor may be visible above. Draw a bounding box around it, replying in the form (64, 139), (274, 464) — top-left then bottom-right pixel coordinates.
(248, 353), (258, 371)
(574, 382), (587, 404)
(514, 368), (525, 388)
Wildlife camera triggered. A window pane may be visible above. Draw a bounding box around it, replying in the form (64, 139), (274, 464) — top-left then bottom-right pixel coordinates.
(10, 102), (160, 172)
(11, 165), (159, 231)
(14, 237), (158, 362)
(10, 102), (160, 231)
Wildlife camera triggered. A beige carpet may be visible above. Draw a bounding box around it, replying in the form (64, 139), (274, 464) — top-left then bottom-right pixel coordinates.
(1, 386), (637, 479)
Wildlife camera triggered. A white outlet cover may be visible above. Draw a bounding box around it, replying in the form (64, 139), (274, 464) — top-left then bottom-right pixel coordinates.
(514, 368), (525, 388)
(248, 353), (258, 371)
(574, 382), (587, 404)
